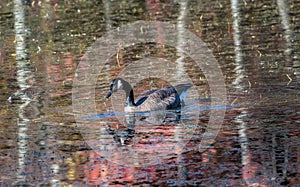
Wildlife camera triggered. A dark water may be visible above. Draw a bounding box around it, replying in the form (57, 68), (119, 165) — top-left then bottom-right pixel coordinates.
(0, 0), (299, 186)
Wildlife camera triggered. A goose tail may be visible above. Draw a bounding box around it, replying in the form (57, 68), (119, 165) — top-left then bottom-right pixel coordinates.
(174, 83), (193, 104)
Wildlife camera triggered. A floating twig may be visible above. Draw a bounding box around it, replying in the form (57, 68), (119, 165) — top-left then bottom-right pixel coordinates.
(231, 97), (238, 105)
(116, 47), (121, 67)
(286, 74), (292, 85)
(248, 80), (251, 89)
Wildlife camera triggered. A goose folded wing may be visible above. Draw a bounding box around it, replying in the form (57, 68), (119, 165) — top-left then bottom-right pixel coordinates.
(142, 87), (180, 110)
(135, 89), (158, 106)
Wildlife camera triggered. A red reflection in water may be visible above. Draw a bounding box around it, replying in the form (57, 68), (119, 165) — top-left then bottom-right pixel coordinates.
(78, 150), (157, 185)
(47, 52), (75, 98)
(242, 154), (269, 186)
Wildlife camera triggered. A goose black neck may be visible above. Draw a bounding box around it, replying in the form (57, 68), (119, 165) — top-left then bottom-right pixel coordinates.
(121, 79), (136, 107)
(126, 89), (136, 107)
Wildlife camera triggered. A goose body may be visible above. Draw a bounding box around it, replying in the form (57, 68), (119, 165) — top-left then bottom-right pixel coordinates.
(106, 78), (193, 112)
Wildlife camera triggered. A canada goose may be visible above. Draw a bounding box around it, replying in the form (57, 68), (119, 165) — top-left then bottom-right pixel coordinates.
(106, 78), (193, 112)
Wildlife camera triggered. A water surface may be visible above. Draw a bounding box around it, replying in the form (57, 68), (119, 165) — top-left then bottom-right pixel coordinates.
(0, 0), (299, 186)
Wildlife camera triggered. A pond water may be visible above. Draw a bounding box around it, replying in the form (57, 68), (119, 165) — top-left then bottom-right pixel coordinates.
(0, 0), (299, 186)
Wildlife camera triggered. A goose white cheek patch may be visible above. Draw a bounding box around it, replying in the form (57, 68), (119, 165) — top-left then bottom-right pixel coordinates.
(117, 80), (123, 89)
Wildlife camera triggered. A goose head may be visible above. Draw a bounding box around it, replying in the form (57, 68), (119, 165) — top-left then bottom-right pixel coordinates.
(106, 78), (126, 98)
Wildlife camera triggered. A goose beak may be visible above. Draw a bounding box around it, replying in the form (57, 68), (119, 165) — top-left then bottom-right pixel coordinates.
(106, 90), (112, 98)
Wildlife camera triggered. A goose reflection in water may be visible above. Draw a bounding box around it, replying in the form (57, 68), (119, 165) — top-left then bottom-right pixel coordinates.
(106, 110), (182, 146)
(106, 113), (136, 146)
